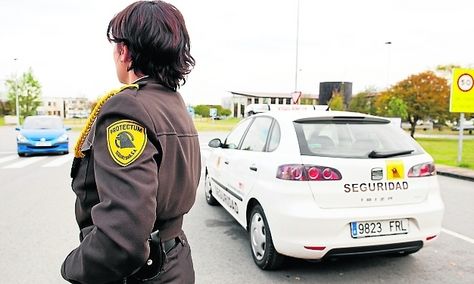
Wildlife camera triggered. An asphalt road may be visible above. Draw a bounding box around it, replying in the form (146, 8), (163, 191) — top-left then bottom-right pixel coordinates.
(0, 127), (473, 283)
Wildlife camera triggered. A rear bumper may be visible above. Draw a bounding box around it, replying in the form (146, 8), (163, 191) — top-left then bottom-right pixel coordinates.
(260, 188), (444, 260)
(17, 142), (69, 154)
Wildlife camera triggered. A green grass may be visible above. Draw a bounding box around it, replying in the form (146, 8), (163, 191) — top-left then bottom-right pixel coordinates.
(416, 138), (474, 169)
(193, 117), (240, 132)
(0, 116), (4, 126)
(64, 118), (87, 131)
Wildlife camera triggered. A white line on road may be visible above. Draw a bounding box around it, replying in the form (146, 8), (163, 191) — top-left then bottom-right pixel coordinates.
(442, 228), (474, 244)
(41, 154), (73, 168)
(0, 155), (18, 165)
(3, 156), (48, 169)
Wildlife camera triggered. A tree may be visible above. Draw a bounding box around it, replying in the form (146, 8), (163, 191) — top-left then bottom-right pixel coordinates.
(348, 88), (378, 115)
(386, 97), (408, 120)
(5, 68), (42, 120)
(328, 92), (344, 111)
(375, 71), (449, 137)
(193, 104), (231, 117)
(194, 105), (210, 117)
(220, 108), (231, 117)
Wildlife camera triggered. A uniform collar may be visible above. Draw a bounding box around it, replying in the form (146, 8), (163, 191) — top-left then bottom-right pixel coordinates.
(132, 75), (150, 88)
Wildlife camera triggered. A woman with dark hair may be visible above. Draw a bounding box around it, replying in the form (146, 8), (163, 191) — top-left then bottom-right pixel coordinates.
(61, 1), (200, 283)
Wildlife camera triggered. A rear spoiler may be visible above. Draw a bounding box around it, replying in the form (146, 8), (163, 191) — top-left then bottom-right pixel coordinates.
(246, 104), (330, 116)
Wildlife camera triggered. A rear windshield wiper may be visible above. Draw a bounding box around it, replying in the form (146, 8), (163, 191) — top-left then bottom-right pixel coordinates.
(368, 149), (414, 158)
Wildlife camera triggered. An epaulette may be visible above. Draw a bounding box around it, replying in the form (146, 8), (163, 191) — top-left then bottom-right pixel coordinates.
(74, 84), (139, 158)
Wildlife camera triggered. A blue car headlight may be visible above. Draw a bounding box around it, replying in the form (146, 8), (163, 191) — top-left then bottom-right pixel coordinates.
(17, 133), (28, 143)
(57, 133), (69, 142)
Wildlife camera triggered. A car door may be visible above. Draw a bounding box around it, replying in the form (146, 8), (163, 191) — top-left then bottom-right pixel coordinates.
(229, 116), (274, 209)
(208, 118), (253, 219)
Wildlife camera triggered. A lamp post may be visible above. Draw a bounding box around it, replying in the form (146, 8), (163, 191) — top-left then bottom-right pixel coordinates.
(13, 58), (20, 126)
(384, 41), (392, 88)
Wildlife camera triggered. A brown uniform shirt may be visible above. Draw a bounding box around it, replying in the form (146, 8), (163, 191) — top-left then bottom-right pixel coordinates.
(61, 79), (201, 283)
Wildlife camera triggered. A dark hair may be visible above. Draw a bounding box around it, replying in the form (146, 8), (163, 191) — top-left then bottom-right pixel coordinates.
(107, 0), (195, 91)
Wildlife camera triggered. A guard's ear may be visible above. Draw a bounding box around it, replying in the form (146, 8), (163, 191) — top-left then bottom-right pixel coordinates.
(119, 44), (132, 64)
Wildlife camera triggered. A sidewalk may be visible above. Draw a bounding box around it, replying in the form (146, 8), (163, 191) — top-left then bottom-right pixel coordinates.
(436, 164), (474, 182)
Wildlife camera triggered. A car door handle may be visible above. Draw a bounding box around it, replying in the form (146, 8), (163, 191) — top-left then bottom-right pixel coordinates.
(224, 161), (229, 165)
(249, 166), (257, 171)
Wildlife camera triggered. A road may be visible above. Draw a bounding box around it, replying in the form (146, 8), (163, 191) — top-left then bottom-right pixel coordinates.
(0, 127), (473, 283)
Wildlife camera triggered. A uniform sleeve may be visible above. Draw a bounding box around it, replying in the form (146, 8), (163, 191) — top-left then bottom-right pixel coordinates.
(62, 92), (159, 283)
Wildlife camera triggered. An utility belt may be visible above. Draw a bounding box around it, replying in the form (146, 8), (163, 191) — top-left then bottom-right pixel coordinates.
(128, 230), (184, 282)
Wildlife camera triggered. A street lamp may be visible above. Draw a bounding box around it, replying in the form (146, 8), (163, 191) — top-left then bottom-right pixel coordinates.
(384, 41), (392, 88)
(13, 58), (20, 126)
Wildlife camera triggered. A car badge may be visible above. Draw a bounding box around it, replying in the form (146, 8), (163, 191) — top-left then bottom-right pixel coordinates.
(40, 138), (46, 142)
(371, 167), (383, 180)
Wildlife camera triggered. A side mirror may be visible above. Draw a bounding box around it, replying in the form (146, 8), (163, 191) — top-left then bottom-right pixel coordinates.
(208, 138), (222, 148)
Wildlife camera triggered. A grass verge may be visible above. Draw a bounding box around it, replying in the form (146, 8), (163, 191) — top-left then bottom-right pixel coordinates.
(193, 117), (240, 132)
(0, 116), (4, 126)
(416, 138), (474, 169)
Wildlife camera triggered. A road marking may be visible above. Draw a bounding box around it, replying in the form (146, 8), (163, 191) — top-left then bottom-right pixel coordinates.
(3, 156), (48, 169)
(42, 154), (73, 167)
(0, 155), (18, 165)
(442, 228), (474, 244)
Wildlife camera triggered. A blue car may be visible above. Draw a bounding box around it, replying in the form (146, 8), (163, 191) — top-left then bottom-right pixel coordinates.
(15, 115), (71, 157)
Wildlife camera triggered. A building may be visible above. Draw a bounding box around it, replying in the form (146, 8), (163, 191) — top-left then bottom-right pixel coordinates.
(319, 82), (353, 105)
(37, 97), (64, 117)
(227, 91), (319, 118)
(63, 97), (90, 118)
(37, 97), (90, 118)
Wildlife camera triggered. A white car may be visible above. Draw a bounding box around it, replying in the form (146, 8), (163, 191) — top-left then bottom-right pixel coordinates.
(204, 110), (444, 270)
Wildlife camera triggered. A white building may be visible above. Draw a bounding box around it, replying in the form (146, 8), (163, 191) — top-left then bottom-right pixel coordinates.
(227, 91), (319, 118)
(37, 97), (90, 118)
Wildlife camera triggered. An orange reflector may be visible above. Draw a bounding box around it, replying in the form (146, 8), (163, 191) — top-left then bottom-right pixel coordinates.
(304, 246), (326, 251)
(426, 235), (437, 241)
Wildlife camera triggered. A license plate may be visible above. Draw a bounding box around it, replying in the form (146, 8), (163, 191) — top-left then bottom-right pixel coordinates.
(350, 219), (409, 238)
(35, 141), (52, 147)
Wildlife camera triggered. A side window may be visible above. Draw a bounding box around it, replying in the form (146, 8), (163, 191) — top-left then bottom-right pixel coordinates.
(224, 118), (252, 149)
(268, 122), (281, 151)
(240, 117), (273, 152)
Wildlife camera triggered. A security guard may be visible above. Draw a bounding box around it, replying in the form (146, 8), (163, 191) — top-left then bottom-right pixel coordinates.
(61, 1), (200, 283)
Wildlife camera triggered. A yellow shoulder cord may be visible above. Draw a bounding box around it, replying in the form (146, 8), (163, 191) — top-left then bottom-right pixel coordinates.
(74, 84), (139, 158)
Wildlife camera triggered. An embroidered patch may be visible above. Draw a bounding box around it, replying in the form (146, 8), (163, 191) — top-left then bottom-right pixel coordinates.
(106, 120), (147, 166)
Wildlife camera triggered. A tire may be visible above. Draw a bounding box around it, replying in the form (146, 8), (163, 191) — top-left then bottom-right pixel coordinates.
(18, 153), (26, 157)
(204, 173), (219, 206)
(249, 204), (285, 270)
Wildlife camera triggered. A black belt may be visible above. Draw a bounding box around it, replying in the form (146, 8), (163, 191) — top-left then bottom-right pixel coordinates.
(162, 237), (180, 254)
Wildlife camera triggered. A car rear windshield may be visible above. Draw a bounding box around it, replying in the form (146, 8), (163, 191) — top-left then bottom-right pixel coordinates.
(294, 118), (423, 159)
(23, 117), (63, 129)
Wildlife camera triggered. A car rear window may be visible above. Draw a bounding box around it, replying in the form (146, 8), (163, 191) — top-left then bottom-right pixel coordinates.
(294, 118), (423, 158)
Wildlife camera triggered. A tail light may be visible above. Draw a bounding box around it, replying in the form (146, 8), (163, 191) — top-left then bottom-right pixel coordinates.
(276, 164), (342, 181)
(408, 162), (436, 177)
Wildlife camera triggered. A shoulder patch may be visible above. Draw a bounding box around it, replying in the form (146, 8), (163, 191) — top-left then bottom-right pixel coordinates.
(106, 119), (147, 166)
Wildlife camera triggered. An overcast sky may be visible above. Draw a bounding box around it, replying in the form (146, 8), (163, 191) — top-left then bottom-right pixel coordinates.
(0, 0), (473, 105)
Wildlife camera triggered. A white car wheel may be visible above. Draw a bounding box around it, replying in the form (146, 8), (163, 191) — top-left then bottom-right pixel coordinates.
(249, 205), (284, 270)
